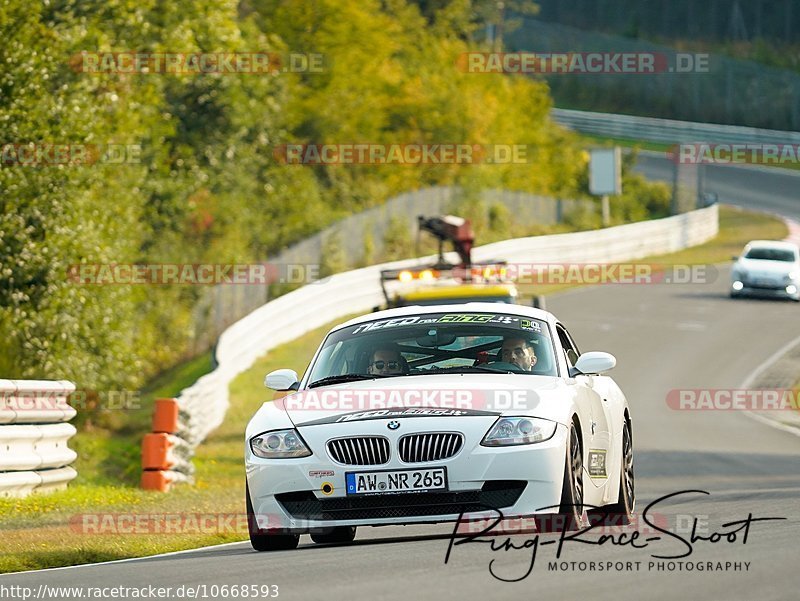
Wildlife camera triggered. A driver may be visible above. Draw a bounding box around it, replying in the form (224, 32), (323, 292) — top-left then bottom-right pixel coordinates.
(368, 345), (407, 376)
(500, 337), (537, 371)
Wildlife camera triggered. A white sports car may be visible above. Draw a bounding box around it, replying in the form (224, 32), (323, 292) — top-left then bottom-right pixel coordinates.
(730, 240), (800, 301)
(245, 303), (634, 551)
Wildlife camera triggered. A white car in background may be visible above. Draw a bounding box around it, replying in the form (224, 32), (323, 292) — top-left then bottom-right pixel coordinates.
(730, 240), (800, 301)
(244, 303), (634, 551)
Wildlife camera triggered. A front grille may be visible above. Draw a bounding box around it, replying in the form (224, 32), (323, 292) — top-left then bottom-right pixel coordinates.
(276, 480), (526, 521)
(747, 281), (784, 290)
(399, 432), (463, 463)
(327, 437), (390, 465)
(744, 275), (784, 289)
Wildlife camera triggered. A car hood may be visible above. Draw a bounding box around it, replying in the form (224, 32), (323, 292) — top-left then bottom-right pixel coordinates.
(736, 258), (796, 276)
(275, 373), (575, 427)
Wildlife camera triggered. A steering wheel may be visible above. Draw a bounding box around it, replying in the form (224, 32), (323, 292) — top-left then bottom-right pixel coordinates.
(486, 361), (529, 373)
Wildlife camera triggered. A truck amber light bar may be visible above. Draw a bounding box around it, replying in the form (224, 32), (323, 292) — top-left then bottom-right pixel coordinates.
(397, 269), (438, 282)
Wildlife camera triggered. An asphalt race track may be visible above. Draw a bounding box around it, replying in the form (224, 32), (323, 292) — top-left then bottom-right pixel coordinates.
(634, 153), (800, 220)
(2, 161), (799, 600)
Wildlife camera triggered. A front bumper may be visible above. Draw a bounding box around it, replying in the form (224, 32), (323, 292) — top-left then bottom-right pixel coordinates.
(245, 417), (568, 532)
(731, 279), (799, 300)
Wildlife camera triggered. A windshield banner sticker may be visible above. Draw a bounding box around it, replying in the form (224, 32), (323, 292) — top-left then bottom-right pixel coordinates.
(351, 313), (546, 335)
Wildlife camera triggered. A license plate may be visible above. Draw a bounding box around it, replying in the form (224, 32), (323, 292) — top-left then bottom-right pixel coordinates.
(345, 467), (447, 495)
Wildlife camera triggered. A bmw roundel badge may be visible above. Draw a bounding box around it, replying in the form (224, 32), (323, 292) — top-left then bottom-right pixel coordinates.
(387, 420), (400, 430)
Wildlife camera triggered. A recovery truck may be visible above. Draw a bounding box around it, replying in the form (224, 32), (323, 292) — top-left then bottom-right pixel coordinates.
(378, 215), (523, 309)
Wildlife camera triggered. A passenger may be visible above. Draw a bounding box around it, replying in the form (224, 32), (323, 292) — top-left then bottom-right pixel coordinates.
(368, 345), (407, 375)
(500, 337), (537, 371)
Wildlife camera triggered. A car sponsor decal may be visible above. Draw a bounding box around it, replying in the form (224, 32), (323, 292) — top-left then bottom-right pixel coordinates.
(520, 318), (542, 332)
(308, 470), (334, 478)
(436, 314), (494, 323)
(587, 449), (608, 477)
(295, 406), (499, 426)
(350, 313), (547, 335)
(352, 316), (424, 334)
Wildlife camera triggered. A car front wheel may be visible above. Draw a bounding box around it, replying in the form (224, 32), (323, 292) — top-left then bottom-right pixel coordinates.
(246, 483), (300, 552)
(556, 421), (584, 531)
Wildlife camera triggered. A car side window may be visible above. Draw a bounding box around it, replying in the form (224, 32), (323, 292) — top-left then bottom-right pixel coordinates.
(556, 324), (580, 367)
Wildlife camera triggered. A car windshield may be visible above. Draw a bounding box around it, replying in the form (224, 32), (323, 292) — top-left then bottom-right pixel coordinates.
(744, 247), (796, 262)
(306, 311), (557, 385)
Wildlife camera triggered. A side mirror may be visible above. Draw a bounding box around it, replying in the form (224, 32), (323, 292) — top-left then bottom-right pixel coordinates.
(265, 369), (300, 391)
(573, 351), (616, 375)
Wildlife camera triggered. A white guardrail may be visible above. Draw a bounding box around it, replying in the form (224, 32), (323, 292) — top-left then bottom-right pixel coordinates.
(0, 379), (78, 498)
(552, 108), (800, 146)
(175, 204), (719, 449)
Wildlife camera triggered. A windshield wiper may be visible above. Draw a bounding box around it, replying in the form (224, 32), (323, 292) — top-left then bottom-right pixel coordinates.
(307, 374), (390, 388)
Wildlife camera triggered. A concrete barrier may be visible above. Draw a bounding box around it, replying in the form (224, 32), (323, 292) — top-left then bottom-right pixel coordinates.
(0, 380), (78, 498)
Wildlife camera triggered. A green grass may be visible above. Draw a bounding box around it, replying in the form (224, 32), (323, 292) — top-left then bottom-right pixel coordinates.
(0, 204), (787, 573)
(515, 205), (787, 299)
(67, 351), (215, 487)
(579, 133), (671, 153)
(0, 323), (346, 574)
(637, 205), (788, 265)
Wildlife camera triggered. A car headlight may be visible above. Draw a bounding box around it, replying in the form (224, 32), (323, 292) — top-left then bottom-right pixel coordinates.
(250, 429), (311, 458)
(787, 270), (799, 281)
(481, 417), (557, 446)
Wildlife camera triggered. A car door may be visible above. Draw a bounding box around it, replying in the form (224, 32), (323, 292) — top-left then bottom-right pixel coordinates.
(556, 323), (612, 488)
